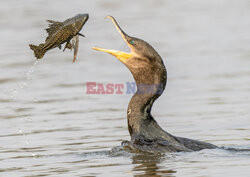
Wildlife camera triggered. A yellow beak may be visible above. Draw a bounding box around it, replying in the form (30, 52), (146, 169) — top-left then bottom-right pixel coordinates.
(92, 47), (132, 64)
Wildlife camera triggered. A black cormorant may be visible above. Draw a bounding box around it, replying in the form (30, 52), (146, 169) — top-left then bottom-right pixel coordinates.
(93, 16), (217, 153)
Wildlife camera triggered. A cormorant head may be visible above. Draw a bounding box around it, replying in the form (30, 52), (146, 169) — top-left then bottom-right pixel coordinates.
(93, 16), (166, 87)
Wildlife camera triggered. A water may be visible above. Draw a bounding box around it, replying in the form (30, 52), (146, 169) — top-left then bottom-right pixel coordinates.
(1, 0), (250, 176)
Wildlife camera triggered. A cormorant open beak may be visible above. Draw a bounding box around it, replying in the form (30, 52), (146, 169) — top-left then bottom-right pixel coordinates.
(92, 16), (133, 64)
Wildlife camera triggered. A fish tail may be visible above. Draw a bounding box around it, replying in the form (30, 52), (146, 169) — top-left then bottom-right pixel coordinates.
(29, 44), (46, 59)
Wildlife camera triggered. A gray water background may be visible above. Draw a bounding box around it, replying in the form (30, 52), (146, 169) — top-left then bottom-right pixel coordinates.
(0, 0), (250, 176)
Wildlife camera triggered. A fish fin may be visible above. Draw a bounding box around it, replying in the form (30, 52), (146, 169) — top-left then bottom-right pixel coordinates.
(46, 20), (60, 24)
(45, 20), (63, 40)
(72, 35), (79, 62)
(78, 33), (85, 37)
(29, 44), (46, 59)
(63, 41), (72, 52)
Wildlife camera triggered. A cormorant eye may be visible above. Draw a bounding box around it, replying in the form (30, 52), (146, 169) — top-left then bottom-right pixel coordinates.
(129, 40), (135, 45)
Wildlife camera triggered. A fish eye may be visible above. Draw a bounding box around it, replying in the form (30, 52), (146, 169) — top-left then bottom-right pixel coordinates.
(129, 40), (135, 45)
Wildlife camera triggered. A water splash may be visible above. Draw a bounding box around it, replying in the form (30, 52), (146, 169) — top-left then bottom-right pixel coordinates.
(17, 60), (40, 158)
(25, 60), (39, 80)
(0, 60), (39, 110)
(17, 127), (37, 159)
(1, 60), (40, 159)
(2, 60), (39, 102)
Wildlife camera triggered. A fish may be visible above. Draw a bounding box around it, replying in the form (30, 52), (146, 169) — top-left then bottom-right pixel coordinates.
(29, 13), (89, 62)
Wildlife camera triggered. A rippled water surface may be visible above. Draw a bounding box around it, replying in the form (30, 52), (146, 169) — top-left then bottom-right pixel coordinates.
(1, 0), (250, 176)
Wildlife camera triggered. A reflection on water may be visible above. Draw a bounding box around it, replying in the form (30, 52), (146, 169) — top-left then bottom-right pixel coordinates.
(0, 0), (250, 176)
(132, 154), (176, 177)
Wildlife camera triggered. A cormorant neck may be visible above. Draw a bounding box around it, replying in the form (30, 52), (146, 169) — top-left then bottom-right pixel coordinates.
(126, 60), (167, 136)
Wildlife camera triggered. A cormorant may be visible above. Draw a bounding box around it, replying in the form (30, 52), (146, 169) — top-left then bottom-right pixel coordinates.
(93, 16), (217, 153)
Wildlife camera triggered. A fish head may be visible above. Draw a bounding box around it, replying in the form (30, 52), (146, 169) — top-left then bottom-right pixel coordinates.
(74, 14), (89, 32)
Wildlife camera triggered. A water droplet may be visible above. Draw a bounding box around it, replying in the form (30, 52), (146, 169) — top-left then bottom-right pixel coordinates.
(32, 153), (37, 159)
(27, 117), (33, 121)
